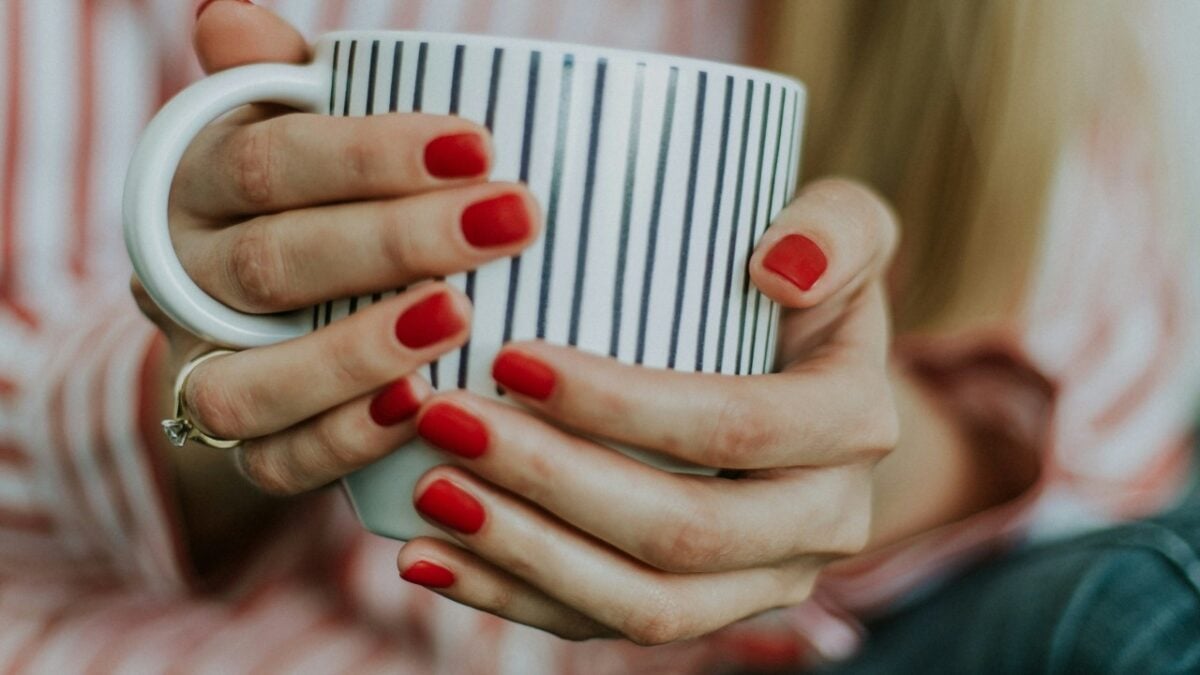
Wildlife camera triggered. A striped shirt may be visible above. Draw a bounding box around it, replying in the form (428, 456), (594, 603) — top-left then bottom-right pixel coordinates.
(0, 1), (1195, 672)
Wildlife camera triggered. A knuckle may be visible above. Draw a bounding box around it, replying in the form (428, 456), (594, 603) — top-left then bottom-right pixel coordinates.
(184, 369), (256, 441)
(834, 515), (872, 556)
(823, 468), (875, 556)
(702, 393), (776, 467)
(640, 503), (726, 573)
(621, 590), (688, 646)
(871, 404), (901, 456)
(592, 385), (634, 430)
(495, 538), (539, 581)
(308, 412), (376, 476)
(832, 504), (872, 556)
(378, 203), (427, 275)
(229, 124), (278, 208)
(519, 452), (556, 503)
(781, 564), (821, 606)
(341, 131), (386, 185)
(343, 118), (414, 191)
(325, 331), (385, 391)
(477, 583), (517, 617)
(226, 225), (292, 311)
(852, 375), (900, 459)
(239, 443), (302, 496)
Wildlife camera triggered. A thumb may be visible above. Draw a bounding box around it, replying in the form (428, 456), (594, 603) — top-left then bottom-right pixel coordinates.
(748, 178), (898, 309)
(194, 0), (310, 74)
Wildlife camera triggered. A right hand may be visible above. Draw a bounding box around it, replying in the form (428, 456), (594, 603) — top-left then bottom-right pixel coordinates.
(133, 0), (541, 496)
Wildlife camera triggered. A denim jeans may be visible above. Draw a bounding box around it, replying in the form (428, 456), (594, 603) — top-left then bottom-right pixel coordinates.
(793, 468), (1200, 674)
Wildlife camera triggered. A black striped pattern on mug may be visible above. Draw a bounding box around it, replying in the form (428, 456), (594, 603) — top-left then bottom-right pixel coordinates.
(314, 39), (803, 393)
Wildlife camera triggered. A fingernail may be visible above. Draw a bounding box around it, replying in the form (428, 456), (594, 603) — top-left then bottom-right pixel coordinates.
(395, 292), (465, 349)
(763, 234), (828, 291)
(369, 379), (422, 426)
(418, 403), (488, 459)
(492, 351), (556, 400)
(461, 194), (532, 248)
(415, 479), (485, 534)
(424, 133), (489, 179)
(196, 0), (251, 20)
(400, 560), (456, 588)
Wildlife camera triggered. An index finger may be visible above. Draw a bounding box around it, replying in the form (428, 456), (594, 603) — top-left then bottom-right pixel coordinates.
(488, 340), (897, 470)
(175, 113), (492, 218)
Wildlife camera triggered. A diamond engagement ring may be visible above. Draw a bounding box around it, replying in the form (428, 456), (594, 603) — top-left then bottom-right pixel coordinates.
(162, 349), (241, 449)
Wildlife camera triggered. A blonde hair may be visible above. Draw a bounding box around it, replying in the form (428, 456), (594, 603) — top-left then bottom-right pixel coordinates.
(761, 0), (1186, 333)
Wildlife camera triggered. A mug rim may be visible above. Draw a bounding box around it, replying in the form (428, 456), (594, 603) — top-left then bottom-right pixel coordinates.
(317, 29), (806, 93)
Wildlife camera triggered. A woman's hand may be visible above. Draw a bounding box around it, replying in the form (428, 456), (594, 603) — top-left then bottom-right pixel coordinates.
(133, 1), (540, 565)
(396, 179), (900, 643)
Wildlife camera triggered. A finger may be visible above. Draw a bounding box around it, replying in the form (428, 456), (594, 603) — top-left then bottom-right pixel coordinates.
(410, 468), (818, 645)
(414, 392), (875, 572)
(776, 281), (894, 370)
(396, 539), (611, 641)
(235, 376), (429, 496)
(182, 284), (470, 441)
(749, 178), (898, 309)
(179, 183), (539, 313)
(194, 0), (309, 74)
(175, 113), (492, 218)
(487, 342), (898, 469)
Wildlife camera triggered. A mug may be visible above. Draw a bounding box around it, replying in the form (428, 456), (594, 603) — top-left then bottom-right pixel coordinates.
(124, 30), (805, 541)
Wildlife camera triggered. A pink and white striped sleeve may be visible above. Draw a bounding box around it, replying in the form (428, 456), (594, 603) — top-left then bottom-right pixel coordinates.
(0, 293), (190, 592)
(0, 0), (201, 595)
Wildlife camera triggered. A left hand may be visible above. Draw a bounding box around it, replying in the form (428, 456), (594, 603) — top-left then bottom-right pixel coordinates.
(396, 178), (900, 644)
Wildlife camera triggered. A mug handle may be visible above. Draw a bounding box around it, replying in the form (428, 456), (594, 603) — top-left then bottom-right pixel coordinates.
(123, 62), (327, 348)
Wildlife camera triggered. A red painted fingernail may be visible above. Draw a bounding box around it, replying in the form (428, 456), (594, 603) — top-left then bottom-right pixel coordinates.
(461, 194), (532, 248)
(400, 560), (456, 588)
(416, 479), (485, 534)
(369, 380), (422, 427)
(492, 351), (556, 400)
(418, 403), (488, 458)
(196, 0), (251, 20)
(395, 292), (465, 349)
(763, 234), (828, 291)
(424, 133), (489, 179)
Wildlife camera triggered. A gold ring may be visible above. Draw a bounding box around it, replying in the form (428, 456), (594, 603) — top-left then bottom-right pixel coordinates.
(161, 349), (241, 449)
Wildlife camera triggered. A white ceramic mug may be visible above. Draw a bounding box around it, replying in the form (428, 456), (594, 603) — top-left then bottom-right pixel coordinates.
(124, 31), (805, 540)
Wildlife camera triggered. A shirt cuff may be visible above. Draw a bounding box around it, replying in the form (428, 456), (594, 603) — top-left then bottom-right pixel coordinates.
(818, 329), (1057, 615)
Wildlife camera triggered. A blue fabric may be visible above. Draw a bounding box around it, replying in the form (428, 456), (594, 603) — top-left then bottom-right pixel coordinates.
(782, 470), (1200, 674)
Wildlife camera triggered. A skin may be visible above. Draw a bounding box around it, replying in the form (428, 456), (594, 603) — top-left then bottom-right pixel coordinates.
(138, 0), (1000, 641)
